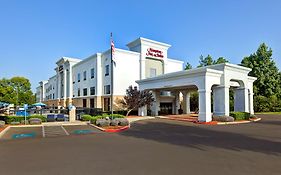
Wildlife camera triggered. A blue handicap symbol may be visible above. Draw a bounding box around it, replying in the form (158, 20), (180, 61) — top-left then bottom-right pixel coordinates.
(73, 130), (94, 135)
(12, 132), (36, 139)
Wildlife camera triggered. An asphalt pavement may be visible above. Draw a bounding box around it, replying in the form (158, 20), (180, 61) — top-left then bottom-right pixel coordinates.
(0, 114), (280, 175)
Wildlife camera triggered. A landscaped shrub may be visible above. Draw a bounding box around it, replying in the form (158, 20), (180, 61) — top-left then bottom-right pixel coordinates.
(110, 119), (120, 126)
(212, 116), (234, 122)
(0, 120), (5, 127)
(11, 121), (20, 125)
(118, 118), (129, 126)
(29, 118), (42, 125)
(4, 116), (25, 124)
(81, 114), (93, 121)
(102, 114), (125, 119)
(90, 115), (103, 124)
(96, 119), (110, 127)
(230, 112), (250, 120)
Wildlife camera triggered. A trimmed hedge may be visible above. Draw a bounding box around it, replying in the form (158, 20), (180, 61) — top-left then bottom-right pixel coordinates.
(230, 112), (250, 121)
(2, 115), (46, 124)
(81, 114), (93, 121)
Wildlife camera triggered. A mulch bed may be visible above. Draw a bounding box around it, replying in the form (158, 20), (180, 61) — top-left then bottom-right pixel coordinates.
(0, 125), (8, 133)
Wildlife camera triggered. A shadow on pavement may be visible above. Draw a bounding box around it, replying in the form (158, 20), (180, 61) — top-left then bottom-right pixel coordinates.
(120, 119), (281, 155)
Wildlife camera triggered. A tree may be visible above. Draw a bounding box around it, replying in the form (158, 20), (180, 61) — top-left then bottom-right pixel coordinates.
(215, 57), (229, 64)
(241, 43), (281, 97)
(198, 55), (214, 67)
(184, 62), (192, 70)
(0, 77), (35, 106)
(120, 86), (154, 116)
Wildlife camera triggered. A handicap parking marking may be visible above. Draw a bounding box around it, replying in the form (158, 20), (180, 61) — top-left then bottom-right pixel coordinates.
(73, 130), (94, 135)
(12, 132), (36, 139)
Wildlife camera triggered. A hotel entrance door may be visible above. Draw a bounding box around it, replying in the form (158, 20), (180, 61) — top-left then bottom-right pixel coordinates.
(159, 102), (173, 115)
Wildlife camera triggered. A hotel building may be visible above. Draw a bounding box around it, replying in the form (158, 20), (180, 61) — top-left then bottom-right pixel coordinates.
(36, 37), (184, 112)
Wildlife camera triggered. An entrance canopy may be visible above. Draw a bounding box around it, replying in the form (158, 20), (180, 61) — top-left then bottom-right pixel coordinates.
(136, 63), (256, 122)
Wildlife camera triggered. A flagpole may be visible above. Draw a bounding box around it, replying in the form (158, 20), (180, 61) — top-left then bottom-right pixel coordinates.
(110, 33), (114, 118)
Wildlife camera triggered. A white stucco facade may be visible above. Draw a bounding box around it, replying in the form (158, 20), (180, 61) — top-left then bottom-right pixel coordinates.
(36, 37), (184, 110)
(136, 63), (257, 122)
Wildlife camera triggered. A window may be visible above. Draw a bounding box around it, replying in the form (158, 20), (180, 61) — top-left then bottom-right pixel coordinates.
(83, 99), (87, 108)
(104, 85), (110, 94)
(73, 75), (75, 84)
(53, 94), (55, 99)
(83, 71), (87, 80)
(150, 68), (157, 78)
(103, 98), (110, 111)
(91, 68), (95, 78)
(83, 88), (87, 96)
(78, 88), (80, 97)
(90, 87), (95, 95)
(78, 73), (81, 82)
(105, 65), (109, 76)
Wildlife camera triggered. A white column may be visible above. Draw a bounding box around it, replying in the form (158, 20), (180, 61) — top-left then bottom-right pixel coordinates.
(57, 73), (61, 99)
(234, 87), (249, 112)
(249, 90), (254, 114)
(198, 89), (212, 122)
(63, 69), (67, 100)
(69, 67), (73, 102)
(182, 91), (191, 114)
(138, 105), (147, 116)
(173, 91), (180, 114)
(213, 86), (230, 116)
(151, 91), (159, 116)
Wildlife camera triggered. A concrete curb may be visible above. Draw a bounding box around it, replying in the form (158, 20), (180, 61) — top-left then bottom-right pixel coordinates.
(157, 116), (262, 125)
(89, 123), (130, 133)
(217, 118), (262, 125)
(0, 126), (11, 138)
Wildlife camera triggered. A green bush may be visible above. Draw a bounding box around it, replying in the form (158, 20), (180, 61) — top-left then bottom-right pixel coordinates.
(81, 114), (93, 121)
(5, 116), (25, 123)
(102, 114), (125, 119)
(90, 115), (103, 124)
(3, 115), (46, 124)
(230, 112), (250, 120)
(254, 95), (281, 112)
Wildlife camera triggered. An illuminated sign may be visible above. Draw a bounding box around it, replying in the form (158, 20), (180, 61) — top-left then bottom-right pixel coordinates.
(146, 48), (164, 58)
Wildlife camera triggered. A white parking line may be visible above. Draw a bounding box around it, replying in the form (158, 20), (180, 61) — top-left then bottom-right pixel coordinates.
(42, 125), (45, 138)
(61, 125), (69, 136)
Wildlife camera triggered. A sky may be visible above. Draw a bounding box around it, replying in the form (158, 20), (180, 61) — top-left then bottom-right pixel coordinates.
(0, 0), (281, 92)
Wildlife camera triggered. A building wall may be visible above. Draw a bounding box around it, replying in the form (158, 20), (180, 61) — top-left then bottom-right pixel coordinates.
(36, 37), (184, 110)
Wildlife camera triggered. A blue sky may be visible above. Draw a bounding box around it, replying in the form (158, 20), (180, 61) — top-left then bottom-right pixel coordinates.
(0, 0), (281, 91)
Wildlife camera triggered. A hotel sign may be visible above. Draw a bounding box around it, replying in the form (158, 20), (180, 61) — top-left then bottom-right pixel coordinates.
(146, 48), (164, 58)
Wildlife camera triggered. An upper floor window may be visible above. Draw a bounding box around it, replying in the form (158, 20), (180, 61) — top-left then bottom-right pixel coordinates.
(104, 85), (110, 94)
(105, 65), (109, 76)
(78, 73), (81, 82)
(78, 88), (80, 96)
(90, 87), (95, 95)
(83, 71), (87, 81)
(83, 88), (87, 96)
(150, 68), (157, 78)
(91, 68), (95, 79)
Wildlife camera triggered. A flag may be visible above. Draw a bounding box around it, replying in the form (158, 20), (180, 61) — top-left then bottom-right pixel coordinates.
(111, 33), (116, 66)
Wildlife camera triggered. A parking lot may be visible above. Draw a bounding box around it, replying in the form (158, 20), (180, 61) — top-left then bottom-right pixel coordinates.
(0, 124), (102, 140)
(0, 114), (280, 175)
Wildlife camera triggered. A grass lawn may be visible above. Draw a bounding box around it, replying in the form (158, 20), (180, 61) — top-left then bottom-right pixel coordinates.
(256, 112), (281, 115)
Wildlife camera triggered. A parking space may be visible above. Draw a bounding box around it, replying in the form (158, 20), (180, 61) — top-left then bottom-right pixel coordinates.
(1, 126), (43, 140)
(0, 124), (103, 140)
(64, 125), (103, 135)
